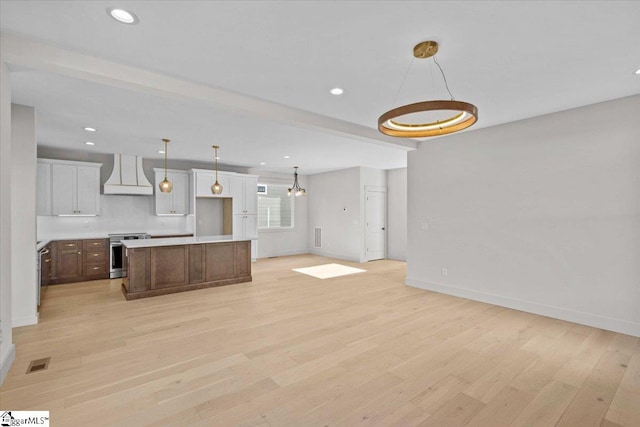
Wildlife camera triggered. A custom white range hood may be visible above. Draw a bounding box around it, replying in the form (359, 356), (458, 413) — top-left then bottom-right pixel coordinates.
(104, 154), (153, 195)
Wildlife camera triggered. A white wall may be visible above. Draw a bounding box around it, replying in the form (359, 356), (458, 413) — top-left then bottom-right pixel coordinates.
(307, 167), (388, 263)
(308, 167), (362, 262)
(253, 172), (309, 258)
(407, 95), (640, 337)
(37, 194), (193, 240)
(195, 198), (224, 236)
(387, 168), (407, 261)
(11, 105), (37, 327)
(0, 61), (15, 385)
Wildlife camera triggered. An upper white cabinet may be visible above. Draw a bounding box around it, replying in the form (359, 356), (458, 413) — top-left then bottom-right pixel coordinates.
(194, 170), (231, 198)
(39, 159), (102, 216)
(154, 169), (189, 215)
(36, 161), (52, 215)
(230, 174), (258, 215)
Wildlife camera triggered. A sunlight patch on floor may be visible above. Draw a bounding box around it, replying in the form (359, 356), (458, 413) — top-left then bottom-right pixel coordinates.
(292, 263), (366, 279)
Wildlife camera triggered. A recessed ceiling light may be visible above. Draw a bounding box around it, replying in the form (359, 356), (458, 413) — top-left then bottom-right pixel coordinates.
(158, 150), (165, 154)
(107, 8), (139, 24)
(330, 87), (344, 95)
(85, 141), (95, 146)
(283, 155), (290, 159)
(84, 127), (96, 132)
(260, 162), (266, 165)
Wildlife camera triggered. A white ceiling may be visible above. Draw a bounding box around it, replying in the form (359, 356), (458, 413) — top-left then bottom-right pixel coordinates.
(1, 1), (639, 174)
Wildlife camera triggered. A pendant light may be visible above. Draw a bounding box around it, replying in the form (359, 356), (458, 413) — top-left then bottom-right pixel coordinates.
(287, 166), (306, 197)
(158, 138), (173, 193)
(378, 41), (478, 138)
(211, 145), (223, 195)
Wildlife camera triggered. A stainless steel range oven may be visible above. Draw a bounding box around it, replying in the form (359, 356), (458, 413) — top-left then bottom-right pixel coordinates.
(109, 233), (150, 278)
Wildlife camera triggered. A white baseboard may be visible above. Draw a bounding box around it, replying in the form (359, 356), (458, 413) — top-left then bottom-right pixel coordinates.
(12, 314), (38, 327)
(406, 277), (640, 337)
(258, 249), (310, 259)
(309, 249), (361, 263)
(0, 344), (16, 386)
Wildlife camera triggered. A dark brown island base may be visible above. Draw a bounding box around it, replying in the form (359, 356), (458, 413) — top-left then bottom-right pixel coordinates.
(121, 236), (252, 300)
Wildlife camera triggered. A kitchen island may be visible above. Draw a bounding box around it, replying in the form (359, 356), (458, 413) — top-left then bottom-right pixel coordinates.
(121, 235), (252, 300)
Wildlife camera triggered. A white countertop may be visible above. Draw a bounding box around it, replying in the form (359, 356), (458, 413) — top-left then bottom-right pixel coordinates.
(37, 240), (52, 251)
(36, 232), (196, 251)
(37, 235), (109, 251)
(122, 235), (255, 249)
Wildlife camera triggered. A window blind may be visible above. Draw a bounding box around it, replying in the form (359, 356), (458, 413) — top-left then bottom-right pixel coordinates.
(257, 184), (294, 229)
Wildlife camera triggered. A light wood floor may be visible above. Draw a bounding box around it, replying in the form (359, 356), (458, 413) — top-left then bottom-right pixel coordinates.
(1, 255), (638, 426)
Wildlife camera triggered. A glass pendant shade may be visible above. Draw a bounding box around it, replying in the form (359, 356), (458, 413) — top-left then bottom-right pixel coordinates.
(159, 178), (173, 193)
(159, 138), (173, 193)
(211, 181), (223, 194)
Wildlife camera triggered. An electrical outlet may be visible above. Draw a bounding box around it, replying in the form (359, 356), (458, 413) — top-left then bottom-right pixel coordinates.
(441, 268), (448, 277)
(421, 222), (428, 231)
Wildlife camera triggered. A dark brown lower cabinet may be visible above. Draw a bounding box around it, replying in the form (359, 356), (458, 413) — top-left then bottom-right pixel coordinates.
(40, 243), (53, 286)
(126, 247), (150, 293)
(122, 240), (252, 300)
(235, 241), (251, 278)
(82, 239), (109, 279)
(54, 240), (82, 281)
(205, 243), (236, 282)
(151, 245), (189, 289)
(49, 238), (110, 285)
(189, 244), (206, 284)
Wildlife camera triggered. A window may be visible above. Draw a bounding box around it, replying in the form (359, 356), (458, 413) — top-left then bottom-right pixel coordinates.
(257, 184), (294, 229)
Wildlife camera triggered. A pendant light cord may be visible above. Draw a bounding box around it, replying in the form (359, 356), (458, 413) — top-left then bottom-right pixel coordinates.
(390, 54), (455, 107)
(215, 147), (219, 181)
(164, 141), (168, 180)
(390, 56), (415, 109)
(433, 55), (455, 101)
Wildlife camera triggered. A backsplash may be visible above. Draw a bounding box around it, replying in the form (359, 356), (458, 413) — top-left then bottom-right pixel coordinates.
(37, 194), (194, 240)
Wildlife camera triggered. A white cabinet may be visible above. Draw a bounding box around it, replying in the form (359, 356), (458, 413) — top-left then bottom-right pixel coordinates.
(189, 169), (258, 260)
(230, 174), (258, 260)
(195, 171), (231, 198)
(233, 213), (258, 261)
(233, 213), (257, 239)
(36, 161), (52, 215)
(230, 175), (258, 215)
(47, 160), (101, 216)
(154, 169), (189, 215)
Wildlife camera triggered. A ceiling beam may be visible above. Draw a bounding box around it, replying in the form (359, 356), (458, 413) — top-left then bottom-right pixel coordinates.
(1, 33), (417, 151)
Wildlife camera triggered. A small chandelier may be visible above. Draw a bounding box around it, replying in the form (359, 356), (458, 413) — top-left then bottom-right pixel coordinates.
(378, 40), (478, 138)
(158, 138), (173, 193)
(211, 145), (223, 195)
(287, 166), (306, 197)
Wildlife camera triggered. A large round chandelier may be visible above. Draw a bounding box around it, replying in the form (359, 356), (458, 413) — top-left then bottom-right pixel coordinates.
(378, 41), (478, 138)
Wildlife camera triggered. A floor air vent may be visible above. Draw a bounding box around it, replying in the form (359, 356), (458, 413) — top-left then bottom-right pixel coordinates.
(26, 357), (50, 374)
(314, 227), (322, 248)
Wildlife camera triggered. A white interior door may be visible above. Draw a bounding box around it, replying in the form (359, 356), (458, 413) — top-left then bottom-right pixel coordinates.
(366, 189), (386, 261)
